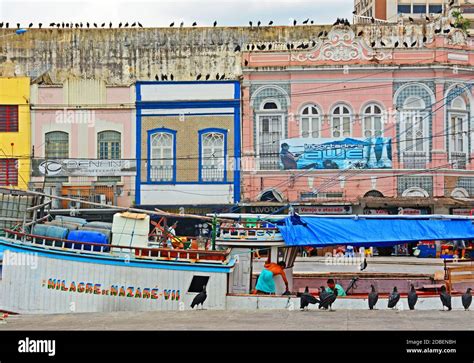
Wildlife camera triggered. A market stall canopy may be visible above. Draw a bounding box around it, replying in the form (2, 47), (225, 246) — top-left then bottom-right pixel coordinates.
(277, 215), (474, 247)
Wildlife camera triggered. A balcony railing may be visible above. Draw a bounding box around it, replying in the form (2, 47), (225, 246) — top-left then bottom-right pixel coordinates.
(201, 166), (225, 182)
(149, 165), (173, 182)
(450, 152), (467, 170)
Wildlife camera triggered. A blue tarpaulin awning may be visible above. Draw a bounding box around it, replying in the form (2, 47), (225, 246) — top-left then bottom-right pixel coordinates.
(277, 216), (474, 247)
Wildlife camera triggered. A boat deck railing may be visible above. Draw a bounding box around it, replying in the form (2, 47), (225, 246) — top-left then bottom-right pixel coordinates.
(2, 229), (230, 264)
(218, 226), (283, 241)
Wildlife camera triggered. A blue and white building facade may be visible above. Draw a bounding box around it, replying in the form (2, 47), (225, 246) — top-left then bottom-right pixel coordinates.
(135, 81), (241, 207)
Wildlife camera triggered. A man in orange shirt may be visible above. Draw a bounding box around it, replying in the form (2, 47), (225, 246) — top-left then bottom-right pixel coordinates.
(254, 260), (290, 295)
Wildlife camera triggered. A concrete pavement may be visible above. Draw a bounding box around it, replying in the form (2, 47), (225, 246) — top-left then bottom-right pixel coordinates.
(0, 309), (472, 330)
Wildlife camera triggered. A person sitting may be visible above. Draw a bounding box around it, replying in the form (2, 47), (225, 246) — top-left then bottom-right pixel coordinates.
(254, 260), (290, 295)
(326, 278), (346, 296)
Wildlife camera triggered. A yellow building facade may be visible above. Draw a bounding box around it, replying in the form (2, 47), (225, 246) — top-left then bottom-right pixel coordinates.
(0, 77), (31, 189)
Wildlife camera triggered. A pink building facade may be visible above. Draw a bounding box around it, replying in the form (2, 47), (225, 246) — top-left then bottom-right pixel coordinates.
(241, 25), (474, 215)
(30, 80), (135, 210)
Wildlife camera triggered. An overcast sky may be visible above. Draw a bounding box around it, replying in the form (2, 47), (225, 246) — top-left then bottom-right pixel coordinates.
(0, 0), (353, 27)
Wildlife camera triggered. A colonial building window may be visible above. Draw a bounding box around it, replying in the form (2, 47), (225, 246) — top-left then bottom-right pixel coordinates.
(256, 100), (284, 170)
(300, 105), (321, 138)
(97, 130), (121, 182)
(399, 96), (428, 169)
(45, 131), (69, 182)
(331, 104), (352, 138)
(448, 96), (468, 169)
(148, 129), (175, 182)
(199, 129), (226, 182)
(363, 104), (383, 137)
(0, 159), (18, 186)
(0, 105), (19, 132)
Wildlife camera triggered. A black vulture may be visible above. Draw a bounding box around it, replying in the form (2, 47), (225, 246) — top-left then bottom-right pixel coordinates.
(319, 287), (337, 310)
(388, 286), (400, 308)
(131, 22), (136, 27)
(462, 288), (472, 311)
(380, 40), (386, 47)
(244, 60), (248, 66)
(300, 286), (319, 310)
(28, 23), (33, 28)
(257, 21), (261, 27)
(180, 21), (184, 28)
(368, 285), (378, 310)
(443, 28), (450, 34)
(293, 19), (297, 26)
(154, 74), (159, 81)
(407, 284), (418, 310)
(196, 73), (202, 80)
(394, 41), (399, 47)
(403, 41), (409, 47)
(205, 74), (210, 80)
(169, 22), (174, 27)
(249, 21), (253, 27)
(303, 18), (309, 25)
(318, 285), (328, 309)
(101, 23), (106, 28)
(408, 17), (414, 23)
(216, 73), (220, 80)
(411, 41), (417, 47)
(371, 17), (375, 24)
(170, 74), (174, 81)
(17, 23), (20, 29)
(268, 21), (273, 26)
(434, 28), (441, 34)
(213, 21), (217, 27)
(191, 285), (207, 309)
(138, 22), (143, 28)
(192, 22), (197, 27)
(0, 23), (4, 28)
(440, 285), (452, 311)
(318, 31), (324, 37)
(220, 73), (225, 80)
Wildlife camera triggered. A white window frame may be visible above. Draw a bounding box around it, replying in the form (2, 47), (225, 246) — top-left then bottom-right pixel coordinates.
(331, 104), (352, 138)
(201, 131), (226, 182)
(362, 104), (384, 138)
(299, 105), (321, 138)
(149, 131), (175, 182)
(256, 99), (285, 170)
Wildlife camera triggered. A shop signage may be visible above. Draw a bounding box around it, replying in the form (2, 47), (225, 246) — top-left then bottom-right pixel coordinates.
(32, 159), (136, 177)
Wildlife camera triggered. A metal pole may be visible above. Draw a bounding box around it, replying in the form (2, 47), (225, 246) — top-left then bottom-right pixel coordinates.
(211, 214), (217, 250)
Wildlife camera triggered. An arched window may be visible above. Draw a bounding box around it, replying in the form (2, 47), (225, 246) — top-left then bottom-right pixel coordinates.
(448, 96), (468, 169)
(98, 131), (121, 160)
(363, 104), (383, 137)
(148, 129), (176, 182)
(263, 102), (279, 110)
(45, 131), (69, 182)
(256, 98), (285, 170)
(200, 129), (226, 182)
(331, 104), (352, 137)
(300, 105), (321, 138)
(399, 96), (428, 168)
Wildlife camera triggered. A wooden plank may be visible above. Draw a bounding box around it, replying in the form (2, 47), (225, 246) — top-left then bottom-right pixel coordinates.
(447, 266), (474, 273)
(450, 274), (474, 282)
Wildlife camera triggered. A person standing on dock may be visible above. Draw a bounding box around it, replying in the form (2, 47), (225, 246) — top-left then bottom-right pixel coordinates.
(254, 261), (290, 295)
